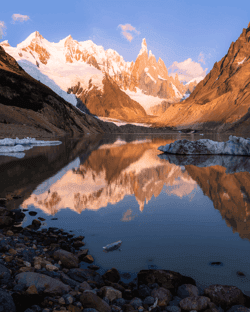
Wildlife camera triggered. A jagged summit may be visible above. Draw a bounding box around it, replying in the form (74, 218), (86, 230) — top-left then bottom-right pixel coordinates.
(139, 38), (148, 56)
(149, 50), (154, 58)
(63, 34), (74, 42)
(17, 31), (44, 48)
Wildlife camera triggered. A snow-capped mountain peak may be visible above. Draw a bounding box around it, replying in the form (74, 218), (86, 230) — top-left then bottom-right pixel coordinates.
(0, 31), (203, 119)
(17, 31), (44, 48)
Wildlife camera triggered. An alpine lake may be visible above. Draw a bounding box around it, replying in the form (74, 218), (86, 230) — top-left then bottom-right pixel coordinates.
(1, 132), (250, 296)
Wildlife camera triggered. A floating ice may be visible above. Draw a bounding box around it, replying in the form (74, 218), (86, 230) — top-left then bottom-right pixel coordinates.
(0, 137), (62, 158)
(103, 240), (122, 252)
(158, 136), (250, 156)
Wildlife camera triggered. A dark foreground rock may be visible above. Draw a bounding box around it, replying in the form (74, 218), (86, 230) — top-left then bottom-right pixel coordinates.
(0, 206), (250, 312)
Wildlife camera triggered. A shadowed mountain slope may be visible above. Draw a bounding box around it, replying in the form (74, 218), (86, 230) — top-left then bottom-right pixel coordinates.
(0, 46), (123, 139)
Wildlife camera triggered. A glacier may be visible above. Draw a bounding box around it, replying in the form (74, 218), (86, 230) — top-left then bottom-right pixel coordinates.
(158, 135), (250, 156)
(0, 137), (62, 158)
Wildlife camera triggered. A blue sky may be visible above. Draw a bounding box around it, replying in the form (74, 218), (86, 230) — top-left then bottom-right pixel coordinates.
(1, 0), (249, 72)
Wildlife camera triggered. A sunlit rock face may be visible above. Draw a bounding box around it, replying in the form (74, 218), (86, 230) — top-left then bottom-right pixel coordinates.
(153, 22), (250, 133)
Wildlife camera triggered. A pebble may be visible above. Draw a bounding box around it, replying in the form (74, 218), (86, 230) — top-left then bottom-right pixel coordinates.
(0, 209), (249, 312)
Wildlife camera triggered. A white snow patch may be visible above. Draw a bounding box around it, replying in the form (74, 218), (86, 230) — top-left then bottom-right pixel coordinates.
(158, 75), (167, 81)
(123, 87), (165, 113)
(171, 83), (182, 98)
(237, 58), (246, 65)
(146, 72), (156, 83)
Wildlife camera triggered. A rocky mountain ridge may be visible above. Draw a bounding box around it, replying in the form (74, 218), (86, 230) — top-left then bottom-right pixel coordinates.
(153, 22), (250, 134)
(0, 32), (199, 119)
(0, 45), (178, 139)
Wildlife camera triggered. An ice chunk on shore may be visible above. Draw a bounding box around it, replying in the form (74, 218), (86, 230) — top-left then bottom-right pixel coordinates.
(0, 137), (62, 158)
(158, 136), (250, 156)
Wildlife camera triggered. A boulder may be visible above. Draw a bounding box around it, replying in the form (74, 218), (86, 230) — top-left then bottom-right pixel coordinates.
(77, 249), (89, 261)
(80, 291), (111, 312)
(102, 268), (120, 283)
(53, 249), (79, 269)
(0, 216), (14, 227)
(15, 272), (72, 296)
(151, 287), (172, 306)
(67, 268), (103, 284)
(100, 286), (122, 302)
(60, 271), (81, 288)
(82, 255), (94, 263)
(0, 263), (11, 284)
(177, 284), (200, 299)
(227, 305), (250, 312)
(204, 285), (246, 310)
(79, 281), (92, 292)
(137, 269), (196, 292)
(179, 296), (211, 311)
(0, 289), (16, 312)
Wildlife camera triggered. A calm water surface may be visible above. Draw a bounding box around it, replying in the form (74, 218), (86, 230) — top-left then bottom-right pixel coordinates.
(1, 133), (250, 294)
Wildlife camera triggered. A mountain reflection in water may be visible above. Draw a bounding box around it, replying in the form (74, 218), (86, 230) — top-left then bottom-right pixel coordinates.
(158, 153), (250, 241)
(17, 134), (250, 242)
(21, 136), (197, 213)
(1, 133), (250, 293)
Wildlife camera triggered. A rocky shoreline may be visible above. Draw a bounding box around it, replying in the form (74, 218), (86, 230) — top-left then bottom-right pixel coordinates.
(0, 204), (250, 312)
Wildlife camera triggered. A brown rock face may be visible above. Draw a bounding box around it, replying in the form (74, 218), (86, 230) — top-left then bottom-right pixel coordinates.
(153, 22), (250, 133)
(68, 74), (148, 122)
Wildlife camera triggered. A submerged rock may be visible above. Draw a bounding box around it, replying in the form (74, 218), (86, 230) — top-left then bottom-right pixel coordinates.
(158, 136), (250, 156)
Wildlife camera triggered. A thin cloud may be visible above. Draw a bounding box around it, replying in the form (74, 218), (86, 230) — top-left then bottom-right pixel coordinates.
(0, 21), (6, 39)
(12, 14), (30, 23)
(198, 52), (205, 64)
(118, 23), (140, 42)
